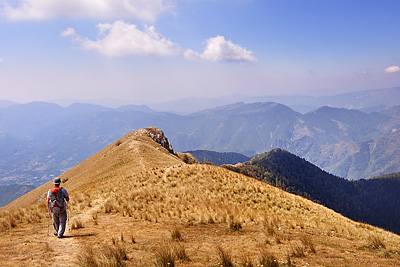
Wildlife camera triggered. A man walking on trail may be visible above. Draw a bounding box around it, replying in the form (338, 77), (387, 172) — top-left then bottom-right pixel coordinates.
(47, 177), (69, 238)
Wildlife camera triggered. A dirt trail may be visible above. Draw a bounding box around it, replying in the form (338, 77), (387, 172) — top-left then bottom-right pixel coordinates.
(0, 198), (107, 266)
(0, 218), (80, 266)
(47, 234), (77, 266)
(50, 197), (106, 266)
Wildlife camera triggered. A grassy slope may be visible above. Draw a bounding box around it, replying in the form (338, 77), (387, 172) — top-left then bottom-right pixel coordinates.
(223, 148), (400, 234)
(1, 128), (400, 266)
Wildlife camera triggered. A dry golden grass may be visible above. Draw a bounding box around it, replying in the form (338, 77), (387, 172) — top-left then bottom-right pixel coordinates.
(1, 127), (400, 266)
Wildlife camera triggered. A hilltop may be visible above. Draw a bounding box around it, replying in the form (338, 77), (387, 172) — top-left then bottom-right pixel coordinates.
(224, 149), (400, 235)
(1, 128), (400, 266)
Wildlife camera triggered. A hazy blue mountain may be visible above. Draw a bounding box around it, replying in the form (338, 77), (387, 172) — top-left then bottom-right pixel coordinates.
(358, 105), (388, 114)
(376, 105), (400, 118)
(0, 184), (37, 207)
(48, 98), (138, 108)
(169, 103), (398, 179)
(149, 87), (400, 114)
(169, 102), (300, 156)
(0, 100), (18, 108)
(316, 87), (400, 109)
(1, 97), (400, 185)
(0, 102), (162, 185)
(116, 104), (156, 113)
(149, 95), (249, 114)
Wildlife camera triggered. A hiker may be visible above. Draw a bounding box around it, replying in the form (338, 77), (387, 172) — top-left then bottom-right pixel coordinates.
(47, 177), (69, 238)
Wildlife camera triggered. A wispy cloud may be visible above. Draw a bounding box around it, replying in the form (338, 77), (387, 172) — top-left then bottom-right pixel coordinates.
(0, 58), (3, 63)
(385, 65), (400, 73)
(0, 0), (173, 21)
(62, 22), (257, 63)
(200, 36), (258, 62)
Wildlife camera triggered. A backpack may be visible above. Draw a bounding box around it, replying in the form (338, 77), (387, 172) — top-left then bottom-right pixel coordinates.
(47, 188), (65, 213)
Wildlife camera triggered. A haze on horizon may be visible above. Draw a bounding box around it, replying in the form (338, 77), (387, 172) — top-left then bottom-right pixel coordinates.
(1, 0), (400, 105)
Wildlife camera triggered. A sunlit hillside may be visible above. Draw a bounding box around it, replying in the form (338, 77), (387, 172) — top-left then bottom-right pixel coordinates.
(1, 127), (399, 266)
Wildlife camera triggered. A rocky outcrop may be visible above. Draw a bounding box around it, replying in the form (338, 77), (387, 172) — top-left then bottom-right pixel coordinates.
(137, 127), (174, 154)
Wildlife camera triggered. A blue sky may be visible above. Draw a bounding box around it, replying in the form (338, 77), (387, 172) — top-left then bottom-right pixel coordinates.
(1, 0), (400, 104)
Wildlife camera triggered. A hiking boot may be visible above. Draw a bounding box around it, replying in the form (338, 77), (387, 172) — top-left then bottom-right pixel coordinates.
(57, 235), (64, 238)
(53, 231), (58, 236)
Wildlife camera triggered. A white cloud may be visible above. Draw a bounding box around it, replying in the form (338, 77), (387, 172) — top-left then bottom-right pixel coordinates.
(385, 65), (400, 73)
(63, 21), (181, 57)
(200, 36), (257, 62)
(0, 0), (173, 21)
(183, 49), (200, 60)
(0, 58), (3, 63)
(62, 22), (257, 63)
(61, 27), (76, 37)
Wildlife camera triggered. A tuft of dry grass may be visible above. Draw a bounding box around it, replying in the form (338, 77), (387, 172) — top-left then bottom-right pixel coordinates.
(0, 202), (47, 232)
(258, 249), (280, 267)
(263, 215), (280, 237)
(104, 200), (116, 214)
(367, 234), (386, 249)
(227, 215), (242, 232)
(239, 253), (254, 267)
(153, 244), (175, 267)
(217, 246), (234, 267)
(290, 242), (306, 258)
(76, 243), (128, 267)
(92, 211), (98, 224)
(0, 216), (17, 232)
(300, 234), (316, 253)
(76, 245), (98, 267)
(71, 219), (84, 230)
(173, 243), (190, 262)
(170, 227), (183, 241)
(100, 243), (128, 266)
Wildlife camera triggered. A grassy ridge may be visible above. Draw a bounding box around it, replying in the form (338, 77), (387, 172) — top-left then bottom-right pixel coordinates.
(1, 128), (400, 266)
(224, 148), (400, 234)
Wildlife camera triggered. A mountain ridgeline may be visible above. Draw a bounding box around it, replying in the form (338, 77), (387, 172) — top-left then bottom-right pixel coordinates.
(2, 87), (400, 186)
(224, 149), (400, 235)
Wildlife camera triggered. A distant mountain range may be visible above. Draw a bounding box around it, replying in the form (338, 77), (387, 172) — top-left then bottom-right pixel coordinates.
(150, 86), (400, 114)
(10, 86), (400, 114)
(224, 148), (400, 235)
(1, 87), (400, 185)
(0, 100), (18, 108)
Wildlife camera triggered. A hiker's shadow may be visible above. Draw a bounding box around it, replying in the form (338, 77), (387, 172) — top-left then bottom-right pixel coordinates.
(63, 233), (96, 238)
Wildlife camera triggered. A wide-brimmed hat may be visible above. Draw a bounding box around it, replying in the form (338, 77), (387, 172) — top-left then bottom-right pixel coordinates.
(52, 177), (62, 184)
